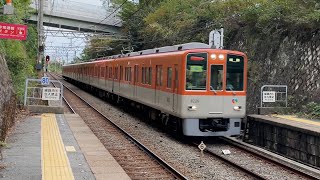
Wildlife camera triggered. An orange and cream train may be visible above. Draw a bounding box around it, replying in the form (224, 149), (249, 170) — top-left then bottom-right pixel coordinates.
(62, 42), (247, 136)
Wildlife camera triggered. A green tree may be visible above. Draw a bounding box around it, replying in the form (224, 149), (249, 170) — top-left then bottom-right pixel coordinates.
(0, 0), (38, 101)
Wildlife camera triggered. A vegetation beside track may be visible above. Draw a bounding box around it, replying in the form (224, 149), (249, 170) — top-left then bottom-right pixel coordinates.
(0, 0), (38, 141)
(0, 0), (38, 101)
(81, 0), (320, 58)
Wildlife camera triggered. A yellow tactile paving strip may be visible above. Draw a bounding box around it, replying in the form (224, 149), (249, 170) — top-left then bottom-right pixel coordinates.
(41, 113), (74, 180)
(273, 115), (320, 126)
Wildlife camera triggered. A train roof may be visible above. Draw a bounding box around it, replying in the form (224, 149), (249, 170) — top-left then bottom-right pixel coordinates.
(63, 42), (245, 67)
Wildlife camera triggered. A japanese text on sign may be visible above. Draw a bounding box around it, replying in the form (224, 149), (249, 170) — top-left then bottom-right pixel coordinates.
(0, 22), (27, 40)
(42, 88), (60, 101)
(263, 91), (276, 102)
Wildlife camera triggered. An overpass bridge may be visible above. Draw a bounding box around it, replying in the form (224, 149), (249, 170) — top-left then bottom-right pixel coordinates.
(28, 0), (122, 34)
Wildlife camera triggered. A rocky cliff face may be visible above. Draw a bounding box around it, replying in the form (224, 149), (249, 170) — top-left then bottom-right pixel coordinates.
(0, 55), (16, 141)
(228, 29), (320, 113)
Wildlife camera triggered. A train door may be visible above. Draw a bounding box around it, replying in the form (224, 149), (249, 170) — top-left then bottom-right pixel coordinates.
(113, 66), (116, 92)
(172, 64), (179, 111)
(111, 66), (114, 92)
(155, 65), (162, 105)
(119, 65), (123, 93)
(133, 65), (139, 97)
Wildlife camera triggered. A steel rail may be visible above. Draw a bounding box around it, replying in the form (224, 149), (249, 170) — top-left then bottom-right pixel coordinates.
(49, 73), (188, 180)
(220, 137), (319, 180)
(48, 73), (76, 114)
(191, 142), (266, 180)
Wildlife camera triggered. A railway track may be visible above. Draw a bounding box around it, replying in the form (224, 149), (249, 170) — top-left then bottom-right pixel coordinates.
(50, 72), (320, 179)
(49, 73), (187, 180)
(219, 137), (320, 179)
(191, 141), (266, 180)
(191, 137), (319, 180)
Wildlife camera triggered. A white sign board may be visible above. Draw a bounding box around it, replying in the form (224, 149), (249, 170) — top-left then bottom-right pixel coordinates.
(42, 87), (60, 101)
(198, 141), (206, 151)
(41, 77), (50, 85)
(263, 91), (276, 102)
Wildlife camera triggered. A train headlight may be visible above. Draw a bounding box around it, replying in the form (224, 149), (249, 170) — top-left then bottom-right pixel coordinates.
(233, 106), (241, 111)
(210, 54), (217, 60)
(218, 54), (224, 60)
(188, 105), (197, 111)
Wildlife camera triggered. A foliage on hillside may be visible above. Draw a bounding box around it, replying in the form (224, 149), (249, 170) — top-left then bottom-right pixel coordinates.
(0, 0), (38, 102)
(80, 0), (319, 62)
(299, 102), (320, 119)
(100, 0), (320, 52)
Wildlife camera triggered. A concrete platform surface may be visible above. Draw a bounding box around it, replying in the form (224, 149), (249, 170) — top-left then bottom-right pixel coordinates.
(0, 113), (130, 180)
(249, 114), (320, 135)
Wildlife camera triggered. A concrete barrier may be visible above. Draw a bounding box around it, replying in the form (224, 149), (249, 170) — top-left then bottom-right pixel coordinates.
(245, 115), (320, 167)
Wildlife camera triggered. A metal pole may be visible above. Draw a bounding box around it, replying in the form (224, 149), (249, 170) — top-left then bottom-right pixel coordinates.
(260, 85), (265, 107)
(38, 0), (44, 72)
(285, 86), (288, 107)
(24, 79), (28, 106)
(220, 28), (224, 49)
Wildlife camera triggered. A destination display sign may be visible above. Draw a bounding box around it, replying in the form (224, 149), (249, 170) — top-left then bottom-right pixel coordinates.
(0, 22), (27, 40)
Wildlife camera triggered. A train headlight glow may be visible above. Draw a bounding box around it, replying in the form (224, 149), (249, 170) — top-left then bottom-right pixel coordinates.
(218, 54), (224, 60)
(233, 106), (241, 111)
(210, 54), (217, 60)
(188, 105), (197, 111)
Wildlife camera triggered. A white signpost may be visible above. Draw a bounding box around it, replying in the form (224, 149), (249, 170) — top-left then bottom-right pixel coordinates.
(42, 87), (60, 101)
(198, 141), (206, 163)
(262, 91), (276, 102)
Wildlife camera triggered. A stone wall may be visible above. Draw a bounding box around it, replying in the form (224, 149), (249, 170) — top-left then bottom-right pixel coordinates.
(228, 29), (320, 113)
(246, 115), (320, 167)
(0, 54), (16, 141)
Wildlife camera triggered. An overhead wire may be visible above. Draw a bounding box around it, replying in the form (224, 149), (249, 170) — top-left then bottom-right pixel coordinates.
(113, 0), (151, 26)
(90, 0), (128, 29)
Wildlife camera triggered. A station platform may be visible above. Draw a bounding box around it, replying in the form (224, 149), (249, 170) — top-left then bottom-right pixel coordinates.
(245, 114), (320, 168)
(0, 113), (130, 180)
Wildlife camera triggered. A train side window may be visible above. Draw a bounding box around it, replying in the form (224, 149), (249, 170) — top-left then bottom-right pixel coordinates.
(120, 66), (123, 80)
(156, 65), (162, 86)
(149, 67), (152, 85)
(129, 67), (132, 81)
(109, 67), (112, 78)
(175, 66), (178, 88)
(125, 67), (131, 81)
(210, 65), (223, 91)
(125, 67), (128, 81)
(142, 67), (145, 84)
(105, 66), (109, 79)
(134, 65), (138, 83)
(167, 67), (172, 88)
(146, 67), (149, 84)
(100, 67), (105, 77)
(115, 67), (118, 79)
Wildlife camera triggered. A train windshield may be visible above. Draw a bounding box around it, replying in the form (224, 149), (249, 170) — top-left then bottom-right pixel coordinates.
(226, 55), (244, 91)
(210, 65), (223, 91)
(186, 53), (207, 90)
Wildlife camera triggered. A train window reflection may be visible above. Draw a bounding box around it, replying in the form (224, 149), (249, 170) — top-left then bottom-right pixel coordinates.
(226, 55), (244, 91)
(210, 65), (223, 91)
(186, 53), (207, 90)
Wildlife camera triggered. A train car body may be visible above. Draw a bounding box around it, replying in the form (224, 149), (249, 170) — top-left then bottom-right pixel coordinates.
(63, 43), (247, 136)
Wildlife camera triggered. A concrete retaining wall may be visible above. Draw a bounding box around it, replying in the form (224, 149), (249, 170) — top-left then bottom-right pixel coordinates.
(246, 115), (320, 167)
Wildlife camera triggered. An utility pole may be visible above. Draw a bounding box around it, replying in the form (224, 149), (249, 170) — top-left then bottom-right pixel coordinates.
(37, 0), (44, 76)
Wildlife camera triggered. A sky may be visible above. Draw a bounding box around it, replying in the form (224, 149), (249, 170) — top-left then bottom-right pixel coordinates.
(44, 0), (107, 64)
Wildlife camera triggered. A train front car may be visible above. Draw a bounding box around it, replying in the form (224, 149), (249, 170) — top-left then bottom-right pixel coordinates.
(180, 50), (247, 136)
